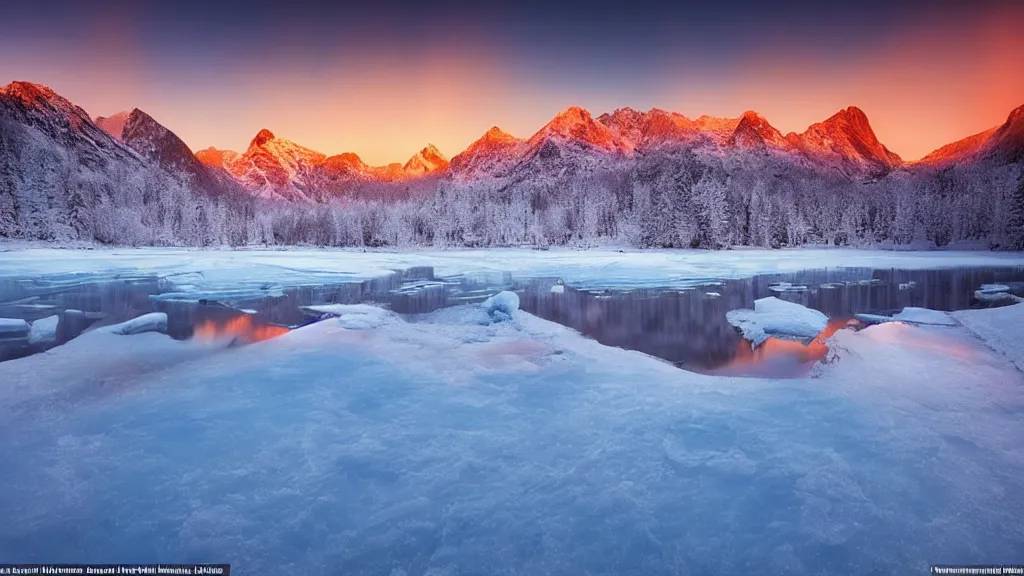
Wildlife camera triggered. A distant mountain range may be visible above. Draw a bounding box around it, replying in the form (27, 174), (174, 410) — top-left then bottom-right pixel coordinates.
(1, 80), (1022, 249)
(85, 83), (1024, 199)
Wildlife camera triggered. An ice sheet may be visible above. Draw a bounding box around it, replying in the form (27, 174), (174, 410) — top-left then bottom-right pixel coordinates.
(2, 246), (1024, 294)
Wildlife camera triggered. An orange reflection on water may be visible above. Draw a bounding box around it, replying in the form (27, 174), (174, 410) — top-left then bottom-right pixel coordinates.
(715, 318), (852, 377)
(193, 315), (290, 344)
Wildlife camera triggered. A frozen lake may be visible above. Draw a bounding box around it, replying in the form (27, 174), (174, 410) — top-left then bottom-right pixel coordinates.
(0, 246), (1023, 574)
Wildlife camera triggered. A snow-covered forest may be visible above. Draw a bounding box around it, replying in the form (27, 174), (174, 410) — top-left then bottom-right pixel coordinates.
(6, 149), (1020, 251)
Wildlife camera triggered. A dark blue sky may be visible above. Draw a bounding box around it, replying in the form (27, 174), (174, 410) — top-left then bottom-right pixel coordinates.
(2, 0), (1022, 163)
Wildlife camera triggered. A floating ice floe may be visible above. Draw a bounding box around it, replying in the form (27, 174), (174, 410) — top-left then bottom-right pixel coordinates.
(112, 312), (168, 335)
(974, 284), (1023, 304)
(726, 297), (828, 346)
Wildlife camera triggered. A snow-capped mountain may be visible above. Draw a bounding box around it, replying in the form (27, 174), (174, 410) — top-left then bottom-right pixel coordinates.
(403, 144), (449, 176)
(787, 106), (902, 179)
(1, 81), (145, 239)
(918, 104), (1024, 168)
(1, 81), (251, 244)
(206, 129), (327, 202)
(526, 106), (633, 156)
(597, 108), (704, 150)
(448, 127), (526, 179)
(728, 111), (789, 149)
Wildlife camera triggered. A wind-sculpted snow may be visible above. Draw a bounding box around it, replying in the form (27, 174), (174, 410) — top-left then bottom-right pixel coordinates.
(0, 301), (1022, 574)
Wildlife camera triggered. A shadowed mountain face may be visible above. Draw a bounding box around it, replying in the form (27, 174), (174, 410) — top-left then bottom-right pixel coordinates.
(2, 80), (1022, 250)
(118, 109), (243, 197)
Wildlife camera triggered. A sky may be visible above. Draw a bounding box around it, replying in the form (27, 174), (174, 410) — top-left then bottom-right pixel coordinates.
(1, 0), (1023, 164)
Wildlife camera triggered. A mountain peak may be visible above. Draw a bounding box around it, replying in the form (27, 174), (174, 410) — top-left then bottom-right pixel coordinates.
(250, 129), (276, 149)
(532, 105), (629, 154)
(94, 110), (133, 140)
(546, 106), (596, 132)
(420, 143), (443, 156)
(484, 126), (514, 140)
(728, 111), (786, 148)
(554, 105), (589, 120)
(403, 144), (449, 175)
(1, 81), (60, 105)
(796, 106), (901, 177)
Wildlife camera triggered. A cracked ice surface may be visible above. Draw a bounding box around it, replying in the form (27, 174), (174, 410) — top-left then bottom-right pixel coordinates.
(0, 298), (1022, 574)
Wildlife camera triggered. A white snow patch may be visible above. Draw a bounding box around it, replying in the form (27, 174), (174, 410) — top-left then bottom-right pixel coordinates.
(892, 307), (957, 326)
(483, 291), (520, 320)
(727, 297), (828, 346)
(110, 312), (168, 335)
(28, 315), (59, 343)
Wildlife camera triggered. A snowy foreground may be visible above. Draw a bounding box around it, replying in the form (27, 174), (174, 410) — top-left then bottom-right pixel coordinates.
(1, 247), (1024, 574)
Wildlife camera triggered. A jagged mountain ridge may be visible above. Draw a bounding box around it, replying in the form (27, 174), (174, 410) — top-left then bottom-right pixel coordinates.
(917, 104), (1024, 168)
(6, 80), (1024, 208)
(2, 80), (1023, 250)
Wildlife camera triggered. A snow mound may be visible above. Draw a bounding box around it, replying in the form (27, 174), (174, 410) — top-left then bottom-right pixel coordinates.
(305, 304), (394, 330)
(0, 318), (29, 336)
(483, 291), (520, 321)
(892, 307), (957, 326)
(111, 312), (168, 335)
(726, 297), (828, 346)
(28, 315), (59, 343)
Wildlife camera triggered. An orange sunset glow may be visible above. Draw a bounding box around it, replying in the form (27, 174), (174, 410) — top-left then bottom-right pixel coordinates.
(1, 1), (1022, 164)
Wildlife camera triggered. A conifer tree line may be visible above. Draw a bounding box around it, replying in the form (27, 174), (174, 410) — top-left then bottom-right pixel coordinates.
(3, 146), (1023, 250)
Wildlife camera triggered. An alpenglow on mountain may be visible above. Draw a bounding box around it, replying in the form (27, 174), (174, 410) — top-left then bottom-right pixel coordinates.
(1, 81), (1023, 250)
